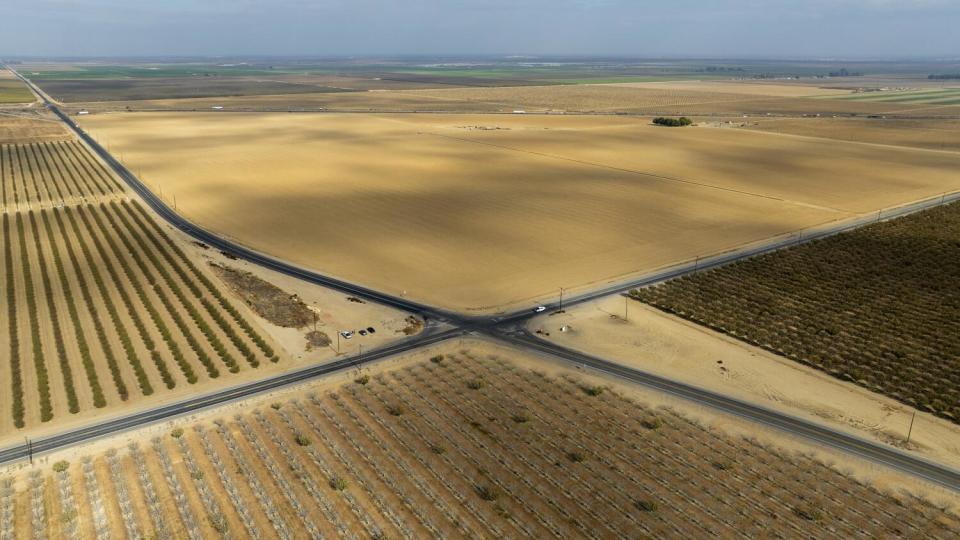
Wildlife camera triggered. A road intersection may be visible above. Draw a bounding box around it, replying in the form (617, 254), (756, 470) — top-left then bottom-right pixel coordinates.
(6, 68), (960, 492)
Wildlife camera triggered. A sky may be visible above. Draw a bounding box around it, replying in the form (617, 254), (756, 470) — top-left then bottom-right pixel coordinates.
(1, 0), (958, 58)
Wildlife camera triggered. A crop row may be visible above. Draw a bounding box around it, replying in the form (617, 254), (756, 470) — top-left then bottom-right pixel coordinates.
(4, 353), (957, 538)
(631, 200), (960, 423)
(0, 141), (122, 208)
(2, 199), (278, 428)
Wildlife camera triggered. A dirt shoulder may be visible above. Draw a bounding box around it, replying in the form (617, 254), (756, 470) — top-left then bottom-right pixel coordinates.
(528, 296), (960, 475)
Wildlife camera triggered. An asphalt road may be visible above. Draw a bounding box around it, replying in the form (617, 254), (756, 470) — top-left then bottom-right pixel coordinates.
(7, 68), (960, 493)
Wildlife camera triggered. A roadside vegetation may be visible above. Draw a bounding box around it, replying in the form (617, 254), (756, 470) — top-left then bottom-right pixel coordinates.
(1, 351), (955, 538)
(631, 201), (960, 423)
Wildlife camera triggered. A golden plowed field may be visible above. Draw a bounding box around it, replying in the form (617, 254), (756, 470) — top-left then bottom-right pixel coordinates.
(78, 112), (960, 312)
(2, 347), (955, 538)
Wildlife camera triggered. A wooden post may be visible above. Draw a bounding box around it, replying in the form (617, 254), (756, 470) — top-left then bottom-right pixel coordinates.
(906, 411), (917, 445)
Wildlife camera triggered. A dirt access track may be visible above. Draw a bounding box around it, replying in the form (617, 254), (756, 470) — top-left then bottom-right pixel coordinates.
(78, 112), (960, 313)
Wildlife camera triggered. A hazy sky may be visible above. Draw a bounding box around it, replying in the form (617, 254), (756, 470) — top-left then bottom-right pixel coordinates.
(2, 0), (958, 58)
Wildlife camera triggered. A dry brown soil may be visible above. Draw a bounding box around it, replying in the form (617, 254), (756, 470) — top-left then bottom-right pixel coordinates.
(77, 111), (960, 312)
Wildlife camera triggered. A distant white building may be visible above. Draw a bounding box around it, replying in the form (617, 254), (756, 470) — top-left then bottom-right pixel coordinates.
(211, 106), (224, 110)
(512, 110), (526, 114)
(77, 110), (89, 115)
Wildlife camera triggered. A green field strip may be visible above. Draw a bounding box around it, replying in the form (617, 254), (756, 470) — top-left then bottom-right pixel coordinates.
(834, 89), (960, 103)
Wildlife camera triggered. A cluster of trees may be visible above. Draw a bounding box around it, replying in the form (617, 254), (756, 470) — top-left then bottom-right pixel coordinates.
(5, 216), (26, 428)
(127, 201), (278, 362)
(102, 204), (198, 385)
(17, 214), (54, 422)
(86, 206), (176, 390)
(29, 212), (80, 414)
(652, 117), (693, 127)
(928, 74), (960, 80)
(69, 207), (155, 398)
(828, 68), (863, 77)
(632, 201), (960, 423)
(42, 210), (107, 408)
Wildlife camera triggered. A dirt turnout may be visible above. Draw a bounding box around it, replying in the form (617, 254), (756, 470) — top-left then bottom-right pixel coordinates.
(78, 112), (960, 312)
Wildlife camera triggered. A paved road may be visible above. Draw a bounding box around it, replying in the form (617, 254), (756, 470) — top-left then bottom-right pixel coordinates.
(499, 328), (960, 491)
(7, 68), (960, 493)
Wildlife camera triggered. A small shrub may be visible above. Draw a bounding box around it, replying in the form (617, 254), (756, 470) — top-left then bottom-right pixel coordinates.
(430, 354), (445, 364)
(793, 506), (822, 521)
(52, 460), (70, 473)
(355, 374), (370, 385)
(641, 417), (663, 430)
(170, 428), (184, 438)
(329, 476), (348, 491)
(386, 404), (405, 416)
(294, 433), (312, 446)
(635, 499), (658, 512)
(430, 444), (447, 455)
(511, 413), (530, 424)
(583, 385), (604, 396)
(476, 484), (499, 501)
(270, 402), (282, 410)
(466, 379), (485, 390)
(712, 460), (733, 471)
(567, 451), (586, 463)
(191, 470), (204, 481)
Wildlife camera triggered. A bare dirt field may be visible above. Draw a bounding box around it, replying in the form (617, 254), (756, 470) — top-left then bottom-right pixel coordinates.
(0, 113), (70, 144)
(78, 111), (960, 312)
(531, 297), (960, 472)
(2, 341), (956, 539)
(730, 117), (960, 152)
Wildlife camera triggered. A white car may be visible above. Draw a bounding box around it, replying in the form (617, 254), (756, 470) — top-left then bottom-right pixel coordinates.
(339, 330), (354, 340)
(534, 306), (547, 313)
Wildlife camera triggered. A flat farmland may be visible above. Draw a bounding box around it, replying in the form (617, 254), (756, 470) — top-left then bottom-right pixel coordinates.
(2, 345), (956, 539)
(631, 201), (960, 423)
(0, 140), (289, 438)
(0, 114), (70, 145)
(0, 69), (33, 104)
(78, 112), (960, 312)
(736, 117), (960, 152)
(37, 77), (357, 103)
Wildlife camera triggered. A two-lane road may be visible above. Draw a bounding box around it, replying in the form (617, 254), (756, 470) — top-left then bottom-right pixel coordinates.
(7, 67), (960, 493)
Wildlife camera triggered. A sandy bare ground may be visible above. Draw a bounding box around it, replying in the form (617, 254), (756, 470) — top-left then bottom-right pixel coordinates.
(0, 114), (69, 144)
(78, 111), (960, 312)
(728, 117), (960, 153)
(529, 297), (960, 472)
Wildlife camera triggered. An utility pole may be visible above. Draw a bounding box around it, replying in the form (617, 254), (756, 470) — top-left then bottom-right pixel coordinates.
(906, 411), (917, 445)
(624, 295), (629, 322)
(336, 331), (341, 354)
(559, 287), (564, 313)
(25, 437), (32, 465)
